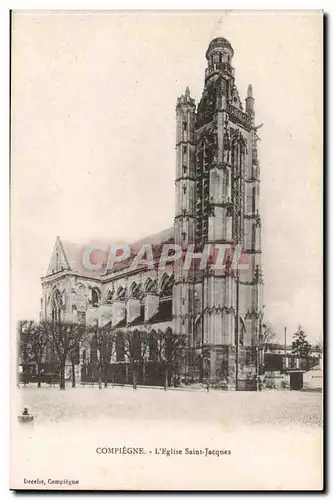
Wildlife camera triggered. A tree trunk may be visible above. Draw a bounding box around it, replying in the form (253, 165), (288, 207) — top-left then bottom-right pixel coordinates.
(98, 365), (102, 389)
(60, 366), (65, 390)
(104, 365), (108, 388)
(71, 361), (76, 388)
(133, 362), (137, 390)
(37, 363), (41, 388)
(164, 363), (168, 391)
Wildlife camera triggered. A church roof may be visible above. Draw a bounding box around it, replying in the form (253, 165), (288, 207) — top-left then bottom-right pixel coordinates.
(206, 37), (234, 58)
(131, 227), (174, 248)
(45, 237), (103, 279)
(44, 227), (174, 280)
(103, 226), (174, 275)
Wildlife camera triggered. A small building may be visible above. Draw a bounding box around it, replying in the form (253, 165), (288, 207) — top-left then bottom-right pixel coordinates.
(262, 343), (322, 390)
(303, 358), (323, 391)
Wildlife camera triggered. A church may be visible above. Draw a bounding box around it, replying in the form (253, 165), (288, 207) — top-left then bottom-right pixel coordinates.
(40, 37), (264, 390)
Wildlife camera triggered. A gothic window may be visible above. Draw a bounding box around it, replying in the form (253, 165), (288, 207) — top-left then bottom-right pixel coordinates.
(183, 165), (187, 175)
(182, 185), (187, 194)
(144, 277), (157, 294)
(252, 224), (256, 251)
(183, 145), (187, 155)
(129, 282), (141, 299)
(51, 288), (63, 324)
(91, 288), (100, 307)
(182, 122), (187, 131)
(182, 231), (187, 243)
(159, 273), (174, 298)
(115, 286), (127, 301)
(106, 290), (113, 303)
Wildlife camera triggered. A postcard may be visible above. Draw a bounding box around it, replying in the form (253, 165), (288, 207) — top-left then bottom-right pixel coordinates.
(10, 10), (323, 491)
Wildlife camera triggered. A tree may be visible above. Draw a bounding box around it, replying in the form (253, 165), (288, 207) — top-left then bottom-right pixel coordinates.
(313, 340), (323, 356)
(49, 321), (83, 390)
(262, 322), (276, 345)
(94, 322), (117, 388)
(19, 320), (35, 365)
(19, 320), (35, 385)
(67, 323), (89, 388)
(33, 322), (50, 387)
(148, 330), (186, 390)
(19, 321), (49, 387)
(292, 325), (311, 357)
(147, 330), (168, 389)
(123, 329), (149, 389)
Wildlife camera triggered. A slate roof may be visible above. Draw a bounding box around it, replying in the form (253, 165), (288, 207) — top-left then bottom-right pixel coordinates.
(44, 227), (174, 280)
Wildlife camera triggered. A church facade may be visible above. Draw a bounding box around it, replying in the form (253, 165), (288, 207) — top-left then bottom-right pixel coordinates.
(40, 38), (263, 390)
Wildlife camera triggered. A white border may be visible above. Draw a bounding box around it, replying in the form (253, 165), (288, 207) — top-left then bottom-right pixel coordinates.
(1, 3), (330, 498)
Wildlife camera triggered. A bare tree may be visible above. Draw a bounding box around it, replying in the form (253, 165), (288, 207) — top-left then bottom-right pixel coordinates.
(33, 322), (50, 387)
(67, 323), (89, 388)
(49, 322), (83, 390)
(165, 331), (187, 388)
(123, 329), (149, 390)
(262, 322), (277, 346)
(19, 321), (49, 387)
(313, 339), (323, 356)
(19, 320), (35, 365)
(148, 330), (186, 390)
(19, 320), (35, 385)
(94, 322), (117, 388)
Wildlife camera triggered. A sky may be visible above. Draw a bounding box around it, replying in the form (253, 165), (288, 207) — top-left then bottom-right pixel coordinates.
(11, 11), (323, 343)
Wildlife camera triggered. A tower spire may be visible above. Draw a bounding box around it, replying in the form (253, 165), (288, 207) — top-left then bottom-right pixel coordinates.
(245, 83), (255, 119)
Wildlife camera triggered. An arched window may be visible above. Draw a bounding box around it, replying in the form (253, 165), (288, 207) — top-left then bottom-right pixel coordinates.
(129, 282), (141, 300)
(159, 273), (174, 298)
(92, 288), (100, 307)
(115, 286), (127, 301)
(144, 277), (157, 294)
(51, 288), (63, 324)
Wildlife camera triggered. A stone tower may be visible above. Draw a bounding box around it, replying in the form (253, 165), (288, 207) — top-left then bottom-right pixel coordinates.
(174, 38), (263, 389)
(173, 87), (197, 363)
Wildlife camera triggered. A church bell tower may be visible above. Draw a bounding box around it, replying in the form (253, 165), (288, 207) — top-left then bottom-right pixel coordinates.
(174, 38), (264, 389)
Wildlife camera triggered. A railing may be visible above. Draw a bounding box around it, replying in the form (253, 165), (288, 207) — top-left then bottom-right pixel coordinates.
(205, 62), (234, 80)
(227, 104), (252, 129)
